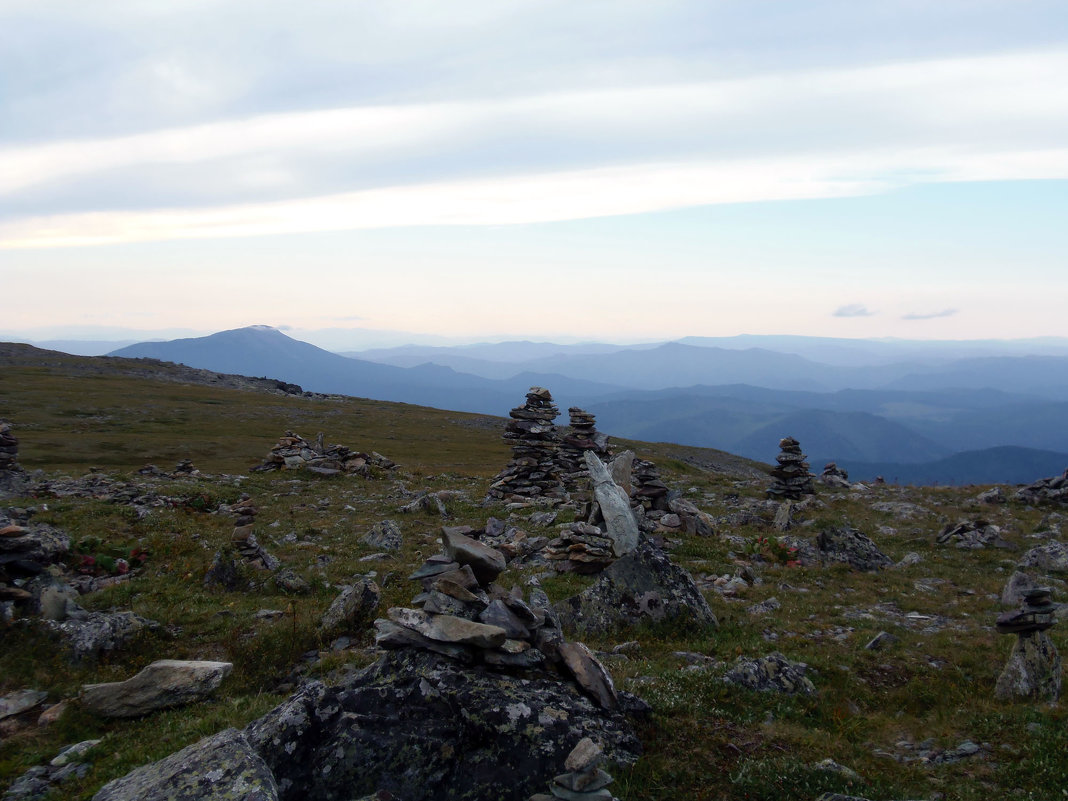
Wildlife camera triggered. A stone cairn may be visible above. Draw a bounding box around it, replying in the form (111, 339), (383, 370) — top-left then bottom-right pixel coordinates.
(631, 458), (670, 512)
(994, 587), (1062, 701)
(556, 408), (611, 492)
(486, 388), (566, 503)
(767, 437), (814, 499)
(229, 496), (277, 570)
(530, 737), (618, 801)
(819, 462), (851, 488)
(251, 430), (395, 476)
(374, 526), (618, 710)
(0, 421), (19, 474)
(545, 522), (617, 574)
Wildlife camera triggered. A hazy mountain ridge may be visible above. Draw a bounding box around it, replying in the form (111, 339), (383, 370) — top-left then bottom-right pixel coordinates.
(99, 326), (1068, 484)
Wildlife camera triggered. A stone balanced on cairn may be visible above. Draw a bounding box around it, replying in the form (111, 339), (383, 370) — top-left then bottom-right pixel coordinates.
(995, 587), (1062, 701)
(766, 437), (814, 500)
(486, 387), (566, 503)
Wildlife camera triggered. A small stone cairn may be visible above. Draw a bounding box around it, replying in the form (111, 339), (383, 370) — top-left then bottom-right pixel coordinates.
(545, 522), (617, 574)
(819, 462), (851, 488)
(995, 587), (1062, 701)
(631, 458), (670, 512)
(556, 408), (611, 492)
(486, 388), (566, 503)
(374, 526), (618, 709)
(229, 496), (278, 570)
(766, 437), (814, 500)
(530, 737), (618, 801)
(251, 430), (395, 476)
(0, 421), (19, 473)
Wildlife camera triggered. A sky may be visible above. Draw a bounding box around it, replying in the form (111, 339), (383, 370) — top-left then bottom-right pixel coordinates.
(2, 0), (1067, 347)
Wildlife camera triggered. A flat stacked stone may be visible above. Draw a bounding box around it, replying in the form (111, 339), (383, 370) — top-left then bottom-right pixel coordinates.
(819, 462), (851, 488)
(545, 522), (616, 574)
(486, 388), (566, 503)
(556, 408), (611, 492)
(530, 737), (618, 801)
(374, 526), (619, 709)
(251, 430), (395, 476)
(631, 459), (670, 512)
(767, 437), (814, 499)
(994, 587), (1061, 702)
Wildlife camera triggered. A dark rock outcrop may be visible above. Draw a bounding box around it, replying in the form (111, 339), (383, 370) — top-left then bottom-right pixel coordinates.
(816, 526), (892, 572)
(555, 539), (717, 635)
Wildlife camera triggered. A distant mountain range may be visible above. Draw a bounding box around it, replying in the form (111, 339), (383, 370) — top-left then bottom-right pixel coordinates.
(104, 326), (1068, 485)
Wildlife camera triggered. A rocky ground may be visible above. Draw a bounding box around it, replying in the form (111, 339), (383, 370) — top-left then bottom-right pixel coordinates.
(0, 355), (1066, 801)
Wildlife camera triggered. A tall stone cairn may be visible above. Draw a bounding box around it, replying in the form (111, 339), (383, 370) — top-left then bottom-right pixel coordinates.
(767, 437), (814, 499)
(556, 408), (611, 492)
(632, 458), (670, 512)
(486, 388), (566, 503)
(995, 587), (1061, 701)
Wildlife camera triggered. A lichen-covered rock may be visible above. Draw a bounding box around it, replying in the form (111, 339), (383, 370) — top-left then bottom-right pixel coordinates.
(319, 577), (380, 633)
(45, 610), (160, 662)
(584, 452), (639, 557)
(1018, 541), (1068, 573)
(81, 660), (232, 718)
(995, 631), (1062, 701)
(246, 649), (642, 801)
(722, 652), (816, 696)
(93, 727), (279, 800)
(554, 539), (717, 636)
(361, 520), (402, 551)
(816, 526), (892, 572)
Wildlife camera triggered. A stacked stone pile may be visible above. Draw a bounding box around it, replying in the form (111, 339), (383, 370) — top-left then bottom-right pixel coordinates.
(819, 462), (851, 488)
(995, 587), (1061, 700)
(556, 408), (611, 491)
(631, 459), (670, 512)
(251, 430), (395, 476)
(228, 496), (278, 571)
(937, 519), (1012, 550)
(486, 388), (566, 503)
(1014, 468), (1068, 505)
(530, 737), (618, 801)
(1, 510), (71, 613)
(374, 525), (619, 709)
(0, 421), (19, 473)
(545, 522), (617, 574)
(766, 437), (814, 499)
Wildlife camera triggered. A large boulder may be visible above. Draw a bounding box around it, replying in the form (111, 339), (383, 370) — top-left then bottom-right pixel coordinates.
(995, 632), (1062, 701)
(1018, 541), (1068, 573)
(93, 727), (279, 801)
(585, 452), (640, 557)
(816, 526), (892, 572)
(81, 660), (232, 718)
(555, 539), (717, 635)
(244, 648), (643, 801)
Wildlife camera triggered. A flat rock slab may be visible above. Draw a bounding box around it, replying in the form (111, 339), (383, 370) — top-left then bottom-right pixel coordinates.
(555, 539), (717, 636)
(441, 528), (506, 584)
(387, 607), (507, 649)
(0, 689), (47, 721)
(81, 660), (233, 718)
(93, 727), (278, 801)
(585, 452), (639, 557)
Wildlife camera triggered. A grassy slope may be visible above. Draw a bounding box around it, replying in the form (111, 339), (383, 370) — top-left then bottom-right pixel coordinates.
(1, 348), (1066, 801)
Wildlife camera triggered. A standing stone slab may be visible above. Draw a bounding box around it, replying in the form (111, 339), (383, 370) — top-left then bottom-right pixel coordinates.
(93, 727), (279, 801)
(81, 660), (232, 718)
(584, 452), (639, 557)
(995, 631), (1062, 701)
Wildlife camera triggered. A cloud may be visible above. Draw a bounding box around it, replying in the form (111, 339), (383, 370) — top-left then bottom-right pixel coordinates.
(901, 309), (958, 320)
(334, 316), (366, 322)
(833, 304), (875, 318)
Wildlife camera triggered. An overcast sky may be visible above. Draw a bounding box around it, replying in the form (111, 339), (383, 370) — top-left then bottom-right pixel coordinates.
(2, 1), (1066, 345)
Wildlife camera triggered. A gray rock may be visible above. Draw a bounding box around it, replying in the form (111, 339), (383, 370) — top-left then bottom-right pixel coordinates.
(245, 648), (642, 801)
(319, 578), (380, 633)
(557, 641), (618, 710)
(1001, 571), (1039, 608)
(386, 607), (507, 648)
(608, 451), (635, 497)
(585, 452), (640, 557)
(816, 526), (892, 572)
(362, 520), (402, 551)
(81, 660), (233, 718)
(995, 631), (1062, 701)
(441, 527), (507, 584)
(864, 631), (899, 651)
(0, 689), (47, 721)
(93, 727), (278, 800)
(46, 610), (160, 662)
(272, 568), (311, 595)
(1019, 541), (1068, 573)
(555, 539), (717, 636)
(722, 652), (816, 695)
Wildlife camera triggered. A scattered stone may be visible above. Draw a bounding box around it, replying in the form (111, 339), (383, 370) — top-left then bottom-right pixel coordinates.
(936, 519), (1012, 549)
(486, 388), (566, 503)
(81, 659), (233, 718)
(819, 463), (851, 488)
(864, 631), (899, 651)
(870, 501), (930, 520)
(746, 597), (781, 616)
(92, 727), (279, 801)
(766, 437), (814, 499)
(362, 519), (403, 551)
(251, 430), (395, 476)
(1014, 468), (1068, 506)
(722, 652), (816, 696)
(895, 552), (923, 568)
(816, 526), (892, 572)
(555, 539), (717, 636)
(529, 736), (617, 801)
(319, 577), (381, 633)
(977, 486), (1006, 504)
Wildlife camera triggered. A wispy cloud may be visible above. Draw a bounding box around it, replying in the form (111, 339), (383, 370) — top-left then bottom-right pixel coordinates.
(833, 304), (875, 318)
(902, 309), (958, 320)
